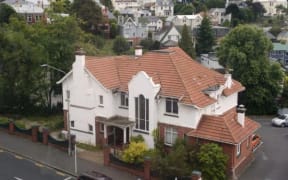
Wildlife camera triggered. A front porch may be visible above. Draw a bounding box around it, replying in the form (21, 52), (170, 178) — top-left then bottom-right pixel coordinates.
(96, 116), (134, 147)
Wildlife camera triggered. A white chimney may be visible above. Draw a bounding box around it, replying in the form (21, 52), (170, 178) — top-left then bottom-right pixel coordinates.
(237, 104), (246, 127)
(224, 73), (232, 88)
(135, 45), (143, 57)
(73, 48), (86, 82)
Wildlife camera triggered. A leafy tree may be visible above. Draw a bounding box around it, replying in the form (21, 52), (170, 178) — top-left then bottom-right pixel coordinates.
(279, 76), (288, 108)
(217, 25), (284, 114)
(100, 0), (113, 11)
(204, 0), (225, 9)
(122, 141), (148, 164)
(49, 0), (71, 13)
(0, 3), (16, 24)
(109, 21), (119, 38)
(179, 24), (196, 58)
(196, 15), (214, 55)
(174, 3), (195, 15)
(70, 0), (103, 33)
(197, 143), (228, 180)
(113, 36), (130, 55)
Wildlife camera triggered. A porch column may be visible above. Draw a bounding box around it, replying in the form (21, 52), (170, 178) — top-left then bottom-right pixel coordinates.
(123, 127), (127, 144)
(104, 124), (107, 144)
(129, 125), (133, 141)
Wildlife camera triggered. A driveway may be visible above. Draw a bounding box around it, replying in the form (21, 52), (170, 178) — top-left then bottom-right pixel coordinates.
(240, 116), (288, 180)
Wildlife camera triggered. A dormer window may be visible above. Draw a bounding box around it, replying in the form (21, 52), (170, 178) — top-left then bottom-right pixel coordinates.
(120, 92), (129, 107)
(166, 98), (178, 114)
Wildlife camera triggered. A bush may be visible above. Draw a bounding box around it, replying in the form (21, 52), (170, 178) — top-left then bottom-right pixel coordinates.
(130, 135), (144, 143)
(122, 141), (148, 164)
(112, 36), (130, 55)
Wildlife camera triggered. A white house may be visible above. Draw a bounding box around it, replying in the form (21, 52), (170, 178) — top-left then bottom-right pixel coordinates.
(57, 47), (260, 178)
(209, 8), (231, 25)
(154, 25), (181, 46)
(173, 14), (203, 30)
(155, 0), (174, 17)
(254, 0), (287, 16)
(200, 53), (224, 70)
(138, 16), (163, 32)
(111, 0), (140, 11)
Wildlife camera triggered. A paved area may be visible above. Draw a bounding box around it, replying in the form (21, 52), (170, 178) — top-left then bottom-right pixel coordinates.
(240, 116), (288, 180)
(0, 151), (73, 180)
(0, 131), (138, 180)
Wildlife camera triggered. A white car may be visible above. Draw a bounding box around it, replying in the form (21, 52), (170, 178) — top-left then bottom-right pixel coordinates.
(271, 114), (288, 127)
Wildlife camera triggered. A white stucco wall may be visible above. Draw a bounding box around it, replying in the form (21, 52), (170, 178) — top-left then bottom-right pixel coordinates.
(128, 71), (161, 148)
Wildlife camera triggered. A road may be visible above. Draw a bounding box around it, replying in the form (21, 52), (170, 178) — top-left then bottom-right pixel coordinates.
(240, 116), (288, 180)
(0, 150), (75, 180)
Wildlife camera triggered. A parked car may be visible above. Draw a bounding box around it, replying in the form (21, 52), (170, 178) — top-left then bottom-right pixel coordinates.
(271, 114), (288, 127)
(251, 134), (261, 151)
(77, 171), (112, 180)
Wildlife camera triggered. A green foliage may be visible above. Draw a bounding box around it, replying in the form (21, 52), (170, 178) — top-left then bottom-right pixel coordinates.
(217, 25), (284, 114)
(77, 142), (101, 151)
(174, 3), (195, 15)
(130, 135), (144, 143)
(197, 143), (228, 180)
(279, 76), (288, 108)
(109, 22), (119, 38)
(113, 36), (130, 55)
(204, 0), (225, 9)
(0, 3), (16, 24)
(179, 24), (196, 58)
(122, 141), (148, 164)
(100, 0), (113, 11)
(49, 0), (71, 13)
(269, 25), (282, 37)
(140, 39), (160, 51)
(196, 15), (215, 55)
(70, 0), (103, 34)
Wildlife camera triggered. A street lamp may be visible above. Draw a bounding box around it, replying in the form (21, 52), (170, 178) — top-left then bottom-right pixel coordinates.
(40, 64), (72, 156)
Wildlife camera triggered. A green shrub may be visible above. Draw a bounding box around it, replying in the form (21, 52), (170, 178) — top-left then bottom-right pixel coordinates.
(130, 135), (144, 143)
(122, 141), (148, 164)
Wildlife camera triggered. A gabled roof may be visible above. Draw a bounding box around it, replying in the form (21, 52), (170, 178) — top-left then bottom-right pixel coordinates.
(187, 108), (260, 144)
(84, 47), (244, 108)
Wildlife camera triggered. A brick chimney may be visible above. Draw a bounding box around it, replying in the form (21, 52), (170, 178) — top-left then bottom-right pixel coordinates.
(237, 104), (246, 127)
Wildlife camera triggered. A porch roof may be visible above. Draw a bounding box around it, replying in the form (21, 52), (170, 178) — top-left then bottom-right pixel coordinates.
(96, 116), (135, 128)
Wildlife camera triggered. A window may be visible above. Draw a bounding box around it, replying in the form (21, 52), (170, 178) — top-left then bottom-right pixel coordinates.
(236, 143), (241, 156)
(66, 90), (70, 100)
(120, 92), (129, 107)
(71, 121), (74, 128)
(135, 95), (149, 132)
(99, 95), (103, 105)
(164, 127), (178, 145)
(100, 123), (104, 133)
(166, 98), (178, 114)
(27, 15), (32, 22)
(88, 124), (93, 132)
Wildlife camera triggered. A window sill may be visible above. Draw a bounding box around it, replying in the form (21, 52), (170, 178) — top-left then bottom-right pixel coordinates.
(133, 129), (149, 135)
(164, 113), (179, 118)
(119, 106), (128, 110)
(98, 105), (104, 108)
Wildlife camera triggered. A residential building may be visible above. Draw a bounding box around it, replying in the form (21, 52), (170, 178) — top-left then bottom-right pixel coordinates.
(111, 0), (140, 11)
(4, 0), (45, 24)
(138, 16), (163, 32)
(155, 0), (174, 17)
(58, 47), (260, 178)
(254, 0), (287, 16)
(172, 14), (203, 30)
(118, 16), (149, 45)
(154, 25), (181, 47)
(270, 42), (288, 68)
(209, 8), (231, 25)
(277, 30), (288, 43)
(200, 53), (224, 70)
(119, 8), (152, 18)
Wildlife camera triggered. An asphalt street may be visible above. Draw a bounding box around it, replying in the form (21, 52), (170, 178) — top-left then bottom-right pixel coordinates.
(0, 150), (75, 180)
(240, 116), (288, 180)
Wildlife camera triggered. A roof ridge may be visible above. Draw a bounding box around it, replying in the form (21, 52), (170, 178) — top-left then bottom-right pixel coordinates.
(223, 110), (238, 143)
(113, 57), (122, 90)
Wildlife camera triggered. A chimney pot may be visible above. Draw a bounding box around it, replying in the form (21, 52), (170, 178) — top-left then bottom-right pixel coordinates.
(237, 104), (246, 127)
(75, 48), (86, 56)
(135, 45), (143, 57)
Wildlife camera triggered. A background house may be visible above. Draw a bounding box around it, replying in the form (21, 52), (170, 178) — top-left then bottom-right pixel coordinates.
(270, 42), (288, 68)
(254, 0), (287, 16)
(209, 8), (231, 25)
(155, 0), (174, 17)
(58, 47), (259, 178)
(172, 14), (203, 31)
(138, 16), (163, 32)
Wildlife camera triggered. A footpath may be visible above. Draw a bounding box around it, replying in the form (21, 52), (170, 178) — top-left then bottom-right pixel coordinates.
(0, 131), (139, 180)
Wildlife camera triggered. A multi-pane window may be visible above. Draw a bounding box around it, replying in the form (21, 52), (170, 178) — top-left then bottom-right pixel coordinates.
(88, 124), (93, 132)
(164, 127), (178, 145)
(71, 121), (74, 128)
(120, 92), (129, 107)
(135, 95), (149, 131)
(166, 98), (178, 114)
(100, 123), (104, 133)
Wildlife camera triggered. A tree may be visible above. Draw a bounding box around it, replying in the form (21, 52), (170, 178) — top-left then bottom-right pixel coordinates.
(0, 3), (16, 24)
(204, 0), (225, 9)
(197, 143), (228, 180)
(217, 25), (284, 114)
(196, 15), (215, 55)
(174, 3), (195, 15)
(113, 36), (130, 55)
(49, 0), (71, 13)
(70, 0), (103, 33)
(100, 0), (113, 11)
(179, 24), (196, 58)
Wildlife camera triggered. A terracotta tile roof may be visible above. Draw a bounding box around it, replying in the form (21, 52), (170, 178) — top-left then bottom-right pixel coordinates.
(187, 108), (260, 144)
(85, 47), (244, 108)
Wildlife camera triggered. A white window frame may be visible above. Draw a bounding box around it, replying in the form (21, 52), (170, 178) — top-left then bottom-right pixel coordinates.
(165, 98), (179, 115)
(120, 92), (129, 107)
(236, 143), (241, 156)
(164, 127), (178, 146)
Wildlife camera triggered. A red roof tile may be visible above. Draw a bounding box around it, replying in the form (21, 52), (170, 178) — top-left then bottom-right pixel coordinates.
(85, 47), (244, 108)
(187, 108), (260, 144)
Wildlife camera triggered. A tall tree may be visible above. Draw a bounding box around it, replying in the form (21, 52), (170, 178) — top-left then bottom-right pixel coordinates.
(100, 0), (113, 11)
(49, 0), (71, 13)
(179, 24), (196, 58)
(217, 25), (284, 114)
(196, 15), (215, 55)
(113, 36), (130, 55)
(0, 3), (16, 24)
(70, 0), (103, 33)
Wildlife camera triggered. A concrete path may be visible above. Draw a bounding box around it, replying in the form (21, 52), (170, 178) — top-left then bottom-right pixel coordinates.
(0, 131), (139, 180)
